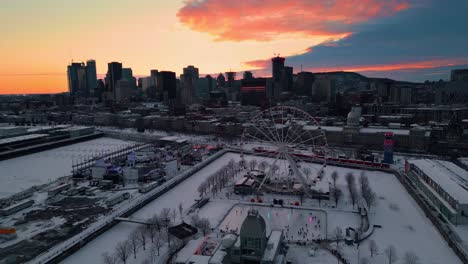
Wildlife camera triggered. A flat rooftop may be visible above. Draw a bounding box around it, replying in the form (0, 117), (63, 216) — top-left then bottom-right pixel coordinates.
(0, 134), (48, 145)
(303, 125), (411, 135)
(408, 159), (468, 204)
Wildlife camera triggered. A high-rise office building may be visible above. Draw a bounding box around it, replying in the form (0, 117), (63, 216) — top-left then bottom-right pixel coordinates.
(194, 77), (216, 100)
(67, 62), (88, 97)
(115, 79), (131, 102)
(158, 71), (177, 102)
(243, 71), (254, 80)
(150, 69), (159, 78)
(86, 60), (98, 96)
(122, 68), (136, 90)
(182, 65), (199, 84)
(106, 62), (123, 98)
(282, 66), (293, 91)
(294, 71), (314, 95)
(217, 73), (226, 88)
(272, 56), (285, 82)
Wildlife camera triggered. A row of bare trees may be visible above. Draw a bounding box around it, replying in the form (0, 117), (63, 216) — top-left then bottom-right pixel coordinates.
(361, 241), (421, 264)
(331, 171), (343, 207)
(189, 214), (212, 236)
(197, 159), (241, 197)
(102, 208), (177, 264)
(342, 172), (377, 211)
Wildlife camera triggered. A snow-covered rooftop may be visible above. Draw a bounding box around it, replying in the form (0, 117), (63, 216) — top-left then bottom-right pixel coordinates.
(360, 127), (410, 135)
(408, 159), (468, 204)
(303, 125), (343, 132)
(160, 136), (188, 143)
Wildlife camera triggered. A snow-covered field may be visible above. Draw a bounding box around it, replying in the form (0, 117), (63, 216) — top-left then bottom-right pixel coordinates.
(314, 164), (462, 264)
(62, 152), (462, 264)
(0, 137), (136, 198)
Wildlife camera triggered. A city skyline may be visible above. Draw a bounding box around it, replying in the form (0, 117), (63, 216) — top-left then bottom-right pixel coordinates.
(2, 0), (468, 94)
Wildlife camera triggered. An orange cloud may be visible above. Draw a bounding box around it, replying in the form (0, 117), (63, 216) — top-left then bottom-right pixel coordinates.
(177, 0), (410, 41)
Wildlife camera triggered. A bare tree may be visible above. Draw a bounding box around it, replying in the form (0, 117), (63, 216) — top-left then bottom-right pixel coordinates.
(331, 171), (338, 190)
(360, 257), (371, 264)
(160, 208), (172, 225)
(149, 242), (158, 263)
(359, 173), (369, 191)
(137, 227), (147, 251)
(191, 212), (200, 223)
(146, 224), (157, 244)
(178, 202), (184, 218)
(334, 226), (343, 246)
(346, 173), (358, 208)
(150, 215), (163, 235)
(198, 218), (211, 236)
(362, 188), (377, 211)
(385, 245), (398, 264)
(369, 240), (379, 258)
(270, 164), (279, 176)
(258, 161), (268, 171)
(102, 252), (118, 264)
(402, 251), (420, 264)
(334, 188), (343, 207)
(129, 230), (141, 259)
(172, 208), (177, 223)
(248, 159), (258, 171)
(115, 240), (131, 264)
(154, 234), (163, 256)
(303, 167), (312, 181)
(197, 183), (205, 197)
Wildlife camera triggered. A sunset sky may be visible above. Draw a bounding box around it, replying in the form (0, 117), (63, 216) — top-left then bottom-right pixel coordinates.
(1, 0), (467, 94)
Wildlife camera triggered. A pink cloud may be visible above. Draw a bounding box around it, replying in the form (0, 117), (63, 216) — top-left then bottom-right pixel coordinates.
(177, 0), (410, 41)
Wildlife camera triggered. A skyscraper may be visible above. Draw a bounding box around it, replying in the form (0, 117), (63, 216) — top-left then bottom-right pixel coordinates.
(243, 71), (254, 80)
(182, 65), (199, 84)
(122, 68), (136, 90)
(86, 60), (98, 96)
(150, 69), (159, 78)
(217, 73), (226, 88)
(158, 71), (177, 102)
(282, 66), (293, 91)
(271, 56), (285, 82)
(67, 62), (87, 97)
(106, 62), (123, 98)
(115, 79), (131, 102)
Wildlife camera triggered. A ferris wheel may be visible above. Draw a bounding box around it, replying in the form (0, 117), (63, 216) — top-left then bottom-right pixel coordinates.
(240, 105), (329, 195)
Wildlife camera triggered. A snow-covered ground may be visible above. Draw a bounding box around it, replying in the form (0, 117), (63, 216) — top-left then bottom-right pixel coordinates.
(316, 164), (462, 264)
(209, 154), (462, 264)
(62, 152), (462, 264)
(0, 137), (136, 199)
(286, 245), (337, 264)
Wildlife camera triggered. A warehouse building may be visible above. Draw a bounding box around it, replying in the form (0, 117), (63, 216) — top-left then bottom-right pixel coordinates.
(406, 159), (468, 225)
